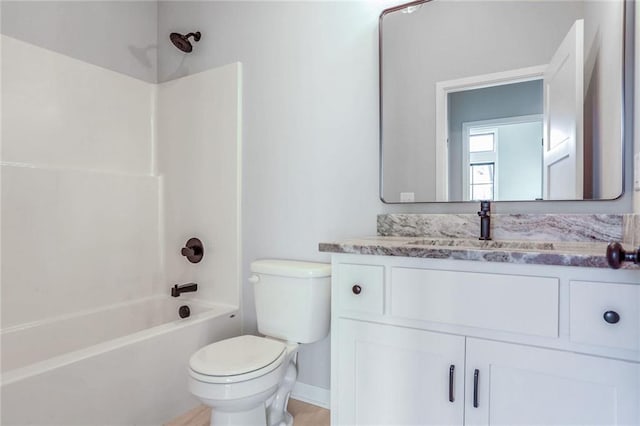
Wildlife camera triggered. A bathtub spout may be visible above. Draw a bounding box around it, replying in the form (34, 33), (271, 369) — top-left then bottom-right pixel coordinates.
(171, 283), (198, 297)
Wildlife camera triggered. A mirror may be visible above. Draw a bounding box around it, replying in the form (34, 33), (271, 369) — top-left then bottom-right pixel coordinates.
(380, 0), (626, 203)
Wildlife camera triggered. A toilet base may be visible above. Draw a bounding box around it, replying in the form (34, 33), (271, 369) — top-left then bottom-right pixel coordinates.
(267, 355), (297, 426)
(275, 411), (293, 426)
(210, 405), (266, 426)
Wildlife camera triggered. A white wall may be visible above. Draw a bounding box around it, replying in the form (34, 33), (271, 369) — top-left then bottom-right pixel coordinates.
(497, 121), (544, 201)
(583, 0), (625, 200)
(157, 63), (242, 309)
(1, 36), (159, 327)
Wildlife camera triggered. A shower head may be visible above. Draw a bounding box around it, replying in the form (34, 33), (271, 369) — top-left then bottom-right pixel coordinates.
(170, 31), (201, 53)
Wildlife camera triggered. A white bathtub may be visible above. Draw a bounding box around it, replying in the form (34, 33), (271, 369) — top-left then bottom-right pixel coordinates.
(1, 295), (240, 425)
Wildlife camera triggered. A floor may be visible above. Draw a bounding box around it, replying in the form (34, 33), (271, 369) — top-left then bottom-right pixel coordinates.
(165, 399), (330, 426)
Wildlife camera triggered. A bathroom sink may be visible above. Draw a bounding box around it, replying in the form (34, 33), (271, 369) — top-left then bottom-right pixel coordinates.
(404, 238), (557, 251)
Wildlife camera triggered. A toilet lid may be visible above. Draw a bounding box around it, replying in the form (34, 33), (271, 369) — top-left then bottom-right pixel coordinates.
(189, 335), (286, 377)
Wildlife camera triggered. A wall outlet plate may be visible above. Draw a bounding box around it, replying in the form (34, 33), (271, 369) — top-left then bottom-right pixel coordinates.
(400, 192), (415, 202)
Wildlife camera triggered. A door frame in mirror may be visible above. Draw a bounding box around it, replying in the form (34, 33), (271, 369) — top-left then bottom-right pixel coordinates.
(434, 65), (547, 201)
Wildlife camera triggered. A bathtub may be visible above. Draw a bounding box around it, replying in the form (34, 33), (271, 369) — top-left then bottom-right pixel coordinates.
(1, 295), (240, 425)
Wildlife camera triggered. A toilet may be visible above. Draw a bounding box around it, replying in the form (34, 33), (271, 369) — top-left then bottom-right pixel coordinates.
(188, 259), (331, 426)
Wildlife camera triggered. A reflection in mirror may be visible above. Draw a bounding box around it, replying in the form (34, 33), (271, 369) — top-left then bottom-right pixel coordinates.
(380, 0), (626, 203)
(449, 80), (544, 201)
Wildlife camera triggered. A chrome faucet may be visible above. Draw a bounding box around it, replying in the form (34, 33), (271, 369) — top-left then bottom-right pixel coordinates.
(477, 200), (491, 240)
(171, 282), (198, 297)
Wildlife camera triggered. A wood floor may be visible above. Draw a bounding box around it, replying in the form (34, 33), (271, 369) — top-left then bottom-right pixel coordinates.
(165, 399), (330, 426)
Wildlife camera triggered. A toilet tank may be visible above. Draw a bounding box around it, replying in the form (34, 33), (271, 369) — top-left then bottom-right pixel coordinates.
(251, 259), (331, 344)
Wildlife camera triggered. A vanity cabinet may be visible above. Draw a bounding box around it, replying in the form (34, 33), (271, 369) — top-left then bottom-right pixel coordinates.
(336, 319), (465, 425)
(464, 339), (639, 425)
(330, 255), (640, 426)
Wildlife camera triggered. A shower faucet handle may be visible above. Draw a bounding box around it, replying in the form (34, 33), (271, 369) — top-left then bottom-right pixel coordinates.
(181, 237), (204, 263)
(181, 247), (195, 257)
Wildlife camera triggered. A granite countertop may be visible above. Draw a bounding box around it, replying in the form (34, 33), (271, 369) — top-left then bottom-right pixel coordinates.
(319, 213), (640, 269)
(318, 236), (628, 269)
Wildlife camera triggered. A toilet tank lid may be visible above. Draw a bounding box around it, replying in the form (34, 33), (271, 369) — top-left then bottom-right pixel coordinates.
(251, 259), (331, 278)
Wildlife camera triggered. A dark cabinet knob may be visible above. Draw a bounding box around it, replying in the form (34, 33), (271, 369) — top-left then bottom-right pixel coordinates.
(352, 284), (362, 295)
(606, 242), (639, 269)
(603, 310), (620, 324)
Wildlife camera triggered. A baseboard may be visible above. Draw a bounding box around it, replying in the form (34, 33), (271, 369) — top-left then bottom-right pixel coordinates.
(291, 382), (330, 409)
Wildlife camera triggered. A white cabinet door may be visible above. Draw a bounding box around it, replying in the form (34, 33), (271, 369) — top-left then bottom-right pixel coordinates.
(335, 319), (465, 426)
(465, 338), (640, 426)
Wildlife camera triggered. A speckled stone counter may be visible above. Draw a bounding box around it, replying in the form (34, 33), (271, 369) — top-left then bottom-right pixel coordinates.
(318, 236), (625, 268)
(320, 213), (640, 269)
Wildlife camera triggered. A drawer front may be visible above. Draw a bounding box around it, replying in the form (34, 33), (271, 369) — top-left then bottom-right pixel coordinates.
(390, 267), (559, 337)
(337, 264), (384, 315)
(570, 281), (640, 352)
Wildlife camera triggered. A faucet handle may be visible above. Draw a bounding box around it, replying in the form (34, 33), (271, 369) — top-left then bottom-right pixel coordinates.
(478, 200), (491, 217)
(181, 247), (195, 257)
(181, 237), (204, 263)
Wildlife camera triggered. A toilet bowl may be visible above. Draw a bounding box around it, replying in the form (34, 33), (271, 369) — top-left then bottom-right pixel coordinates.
(187, 259), (331, 426)
(189, 335), (298, 426)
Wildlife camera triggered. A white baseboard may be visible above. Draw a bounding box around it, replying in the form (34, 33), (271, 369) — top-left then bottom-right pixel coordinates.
(291, 382), (330, 409)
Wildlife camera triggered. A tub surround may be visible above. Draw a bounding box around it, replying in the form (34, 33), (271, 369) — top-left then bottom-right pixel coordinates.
(1, 35), (160, 328)
(319, 214), (640, 269)
(1, 36), (244, 426)
(157, 63), (242, 309)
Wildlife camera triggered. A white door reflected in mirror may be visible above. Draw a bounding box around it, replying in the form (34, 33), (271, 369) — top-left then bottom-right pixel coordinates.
(543, 19), (584, 200)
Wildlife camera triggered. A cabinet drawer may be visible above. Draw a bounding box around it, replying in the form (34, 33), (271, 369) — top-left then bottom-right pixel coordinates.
(570, 281), (640, 352)
(390, 267), (559, 337)
(337, 264), (384, 315)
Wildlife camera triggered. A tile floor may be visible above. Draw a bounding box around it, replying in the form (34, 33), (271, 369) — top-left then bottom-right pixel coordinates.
(165, 399), (330, 426)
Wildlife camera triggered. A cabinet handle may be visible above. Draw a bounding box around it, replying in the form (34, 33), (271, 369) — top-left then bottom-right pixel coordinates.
(473, 369), (479, 408)
(603, 310), (620, 324)
(449, 365), (455, 402)
(352, 284), (362, 295)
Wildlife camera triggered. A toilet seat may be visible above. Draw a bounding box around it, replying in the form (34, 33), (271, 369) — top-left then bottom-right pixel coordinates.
(189, 335), (287, 384)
